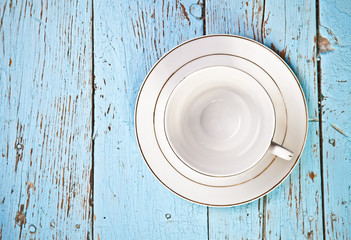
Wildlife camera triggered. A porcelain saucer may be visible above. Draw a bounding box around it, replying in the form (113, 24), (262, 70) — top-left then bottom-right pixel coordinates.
(135, 35), (308, 206)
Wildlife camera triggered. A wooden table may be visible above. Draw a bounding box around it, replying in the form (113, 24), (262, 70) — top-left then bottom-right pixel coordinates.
(1, 0), (350, 239)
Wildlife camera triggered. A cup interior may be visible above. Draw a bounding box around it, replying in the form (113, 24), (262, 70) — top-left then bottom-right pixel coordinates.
(165, 66), (275, 176)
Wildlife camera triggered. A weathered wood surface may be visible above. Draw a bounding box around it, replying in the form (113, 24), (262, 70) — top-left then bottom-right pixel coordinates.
(319, 0), (351, 238)
(92, 0), (207, 239)
(0, 0), (93, 239)
(206, 0), (323, 239)
(262, 1), (323, 239)
(1, 0), (351, 239)
(206, 1), (264, 239)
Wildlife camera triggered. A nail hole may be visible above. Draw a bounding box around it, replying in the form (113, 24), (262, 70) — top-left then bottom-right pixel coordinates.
(29, 224), (37, 233)
(16, 143), (23, 150)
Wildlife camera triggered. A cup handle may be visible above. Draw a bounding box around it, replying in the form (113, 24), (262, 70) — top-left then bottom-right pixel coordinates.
(269, 141), (293, 161)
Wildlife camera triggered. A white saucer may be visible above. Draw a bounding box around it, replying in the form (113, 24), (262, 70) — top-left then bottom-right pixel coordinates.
(135, 35), (308, 206)
(154, 54), (288, 187)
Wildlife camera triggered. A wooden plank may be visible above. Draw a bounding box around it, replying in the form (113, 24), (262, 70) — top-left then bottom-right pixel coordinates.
(206, 0), (265, 41)
(205, 1), (265, 239)
(261, 0), (324, 239)
(319, 1), (351, 238)
(92, 0), (207, 239)
(0, 1), (93, 239)
(206, 0), (324, 239)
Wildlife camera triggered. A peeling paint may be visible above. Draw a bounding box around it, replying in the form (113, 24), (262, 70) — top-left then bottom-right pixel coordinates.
(270, 43), (287, 60)
(318, 35), (334, 53)
(15, 205), (26, 227)
(330, 123), (347, 137)
(179, 3), (190, 25)
(328, 139), (335, 147)
(309, 171), (317, 182)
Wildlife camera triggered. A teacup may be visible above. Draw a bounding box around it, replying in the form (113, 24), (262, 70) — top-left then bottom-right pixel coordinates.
(165, 66), (293, 177)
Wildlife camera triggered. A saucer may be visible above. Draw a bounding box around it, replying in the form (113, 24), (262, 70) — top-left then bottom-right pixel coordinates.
(135, 35), (308, 206)
(154, 54), (288, 187)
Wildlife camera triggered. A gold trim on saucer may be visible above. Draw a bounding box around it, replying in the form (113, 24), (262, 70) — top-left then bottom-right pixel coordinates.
(135, 34), (308, 207)
(153, 53), (288, 184)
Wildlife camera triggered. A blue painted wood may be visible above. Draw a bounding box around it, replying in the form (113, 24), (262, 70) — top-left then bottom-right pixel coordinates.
(205, 1), (264, 239)
(319, 0), (351, 238)
(92, 0), (207, 239)
(206, 0), (265, 41)
(1, 1), (350, 239)
(0, 1), (93, 239)
(206, 0), (324, 239)
(262, 1), (323, 238)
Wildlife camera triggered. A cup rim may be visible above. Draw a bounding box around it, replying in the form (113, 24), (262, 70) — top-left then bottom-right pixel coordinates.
(152, 53), (289, 188)
(163, 65), (277, 177)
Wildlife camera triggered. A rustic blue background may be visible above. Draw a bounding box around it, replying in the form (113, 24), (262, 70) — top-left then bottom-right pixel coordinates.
(0, 0), (350, 239)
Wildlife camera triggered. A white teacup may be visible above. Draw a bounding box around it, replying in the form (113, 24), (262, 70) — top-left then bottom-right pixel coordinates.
(165, 66), (293, 176)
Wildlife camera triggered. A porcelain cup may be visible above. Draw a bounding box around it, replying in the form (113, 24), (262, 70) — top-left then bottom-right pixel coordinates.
(164, 66), (293, 176)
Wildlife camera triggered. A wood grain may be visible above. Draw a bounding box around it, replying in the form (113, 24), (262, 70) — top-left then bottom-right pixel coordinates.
(262, 1), (323, 238)
(92, 0), (207, 239)
(319, 0), (351, 238)
(206, 0), (324, 239)
(1, 0), (351, 239)
(0, 0), (93, 239)
(205, 1), (265, 239)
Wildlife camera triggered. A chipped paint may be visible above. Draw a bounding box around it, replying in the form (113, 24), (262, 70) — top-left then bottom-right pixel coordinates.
(328, 139), (335, 147)
(318, 35), (334, 53)
(15, 205), (26, 227)
(309, 171), (317, 182)
(270, 43), (287, 60)
(92, 0), (207, 239)
(1, 0), (93, 238)
(330, 123), (348, 137)
(179, 3), (190, 25)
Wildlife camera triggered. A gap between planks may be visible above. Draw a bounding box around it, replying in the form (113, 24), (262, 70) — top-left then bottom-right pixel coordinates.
(315, 0), (326, 238)
(90, 0), (95, 238)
